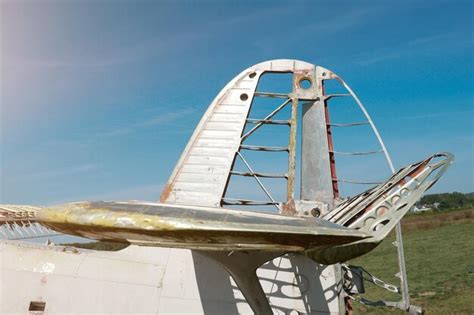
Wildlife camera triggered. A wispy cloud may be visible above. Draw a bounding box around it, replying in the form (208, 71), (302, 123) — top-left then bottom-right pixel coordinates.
(2, 11), (214, 69)
(102, 107), (196, 137)
(14, 163), (97, 182)
(225, 5), (297, 25)
(356, 32), (467, 65)
(398, 109), (474, 120)
(102, 127), (135, 137)
(251, 6), (386, 53)
(49, 183), (164, 205)
(4, 33), (198, 69)
(304, 6), (384, 34)
(373, 109), (474, 120)
(137, 108), (196, 127)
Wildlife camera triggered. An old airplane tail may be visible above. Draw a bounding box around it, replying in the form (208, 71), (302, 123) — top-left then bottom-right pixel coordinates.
(0, 60), (454, 314)
(0, 152), (452, 314)
(22, 153), (450, 263)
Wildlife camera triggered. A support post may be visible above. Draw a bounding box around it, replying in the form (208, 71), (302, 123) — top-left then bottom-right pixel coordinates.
(301, 100), (344, 314)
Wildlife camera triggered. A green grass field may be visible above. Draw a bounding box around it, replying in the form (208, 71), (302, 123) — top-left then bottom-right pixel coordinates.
(350, 208), (474, 314)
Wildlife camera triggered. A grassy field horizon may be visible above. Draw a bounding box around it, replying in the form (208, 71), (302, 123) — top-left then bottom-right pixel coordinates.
(350, 208), (474, 314)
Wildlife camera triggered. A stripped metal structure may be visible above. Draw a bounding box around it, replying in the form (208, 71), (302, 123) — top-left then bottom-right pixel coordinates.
(1, 60), (452, 314)
(0, 205), (59, 240)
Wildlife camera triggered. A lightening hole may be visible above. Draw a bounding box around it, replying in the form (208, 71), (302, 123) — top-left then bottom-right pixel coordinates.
(373, 219), (390, 231)
(299, 78), (312, 89)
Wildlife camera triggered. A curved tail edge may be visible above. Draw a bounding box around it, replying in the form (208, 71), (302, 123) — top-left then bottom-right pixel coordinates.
(307, 152), (454, 265)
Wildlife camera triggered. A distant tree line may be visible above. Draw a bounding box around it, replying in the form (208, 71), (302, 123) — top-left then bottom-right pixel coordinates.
(416, 192), (474, 210)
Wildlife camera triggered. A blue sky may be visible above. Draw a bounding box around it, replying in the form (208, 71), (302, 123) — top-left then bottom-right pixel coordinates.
(1, 0), (473, 206)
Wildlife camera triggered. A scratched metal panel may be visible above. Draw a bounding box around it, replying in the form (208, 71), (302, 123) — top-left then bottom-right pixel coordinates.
(0, 242), (165, 314)
(175, 173), (226, 185)
(208, 113), (243, 122)
(212, 106), (247, 114)
(193, 137), (236, 148)
(187, 146), (234, 157)
(0, 240), (346, 314)
(179, 164), (229, 175)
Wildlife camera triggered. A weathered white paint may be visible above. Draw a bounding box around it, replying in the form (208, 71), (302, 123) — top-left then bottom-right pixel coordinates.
(1, 240), (343, 314)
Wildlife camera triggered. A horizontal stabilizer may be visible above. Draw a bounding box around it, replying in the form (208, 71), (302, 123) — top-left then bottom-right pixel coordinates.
(36, 201), (369, 252)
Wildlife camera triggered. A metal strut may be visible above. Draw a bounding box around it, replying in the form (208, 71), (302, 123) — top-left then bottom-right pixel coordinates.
(230, 171), (288, 179)
(330, 149), (384, 156)
(254, 91), (290, 99)
(332, 178), (383, 185)
(236, 152), (281, 211)
(337, 77), (412, 312)
(328, 121), (370, 127)
(246, 118), (291, 125)
(241, 98), (291, 141)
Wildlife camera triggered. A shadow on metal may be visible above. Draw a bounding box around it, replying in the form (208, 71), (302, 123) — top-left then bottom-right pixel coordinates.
(194, 252), (338, 314)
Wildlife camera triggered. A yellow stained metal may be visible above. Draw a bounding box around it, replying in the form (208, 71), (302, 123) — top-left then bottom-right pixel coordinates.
(35, 201), (370, 255)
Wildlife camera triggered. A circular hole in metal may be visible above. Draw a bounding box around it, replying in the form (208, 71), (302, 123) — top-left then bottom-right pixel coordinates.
(391, 195), (400, 205)
(400, 188), (410, 197)
(376, 206), (388, 216)
(240, 93), (249, 101)
(373, 219), (390, 231)
(299, 78), (312, 89)
(407, 179), (419, 190)
(249, 72), (257, 78)
(311, 208), (321, 218)
(364, 217), (375, 227)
